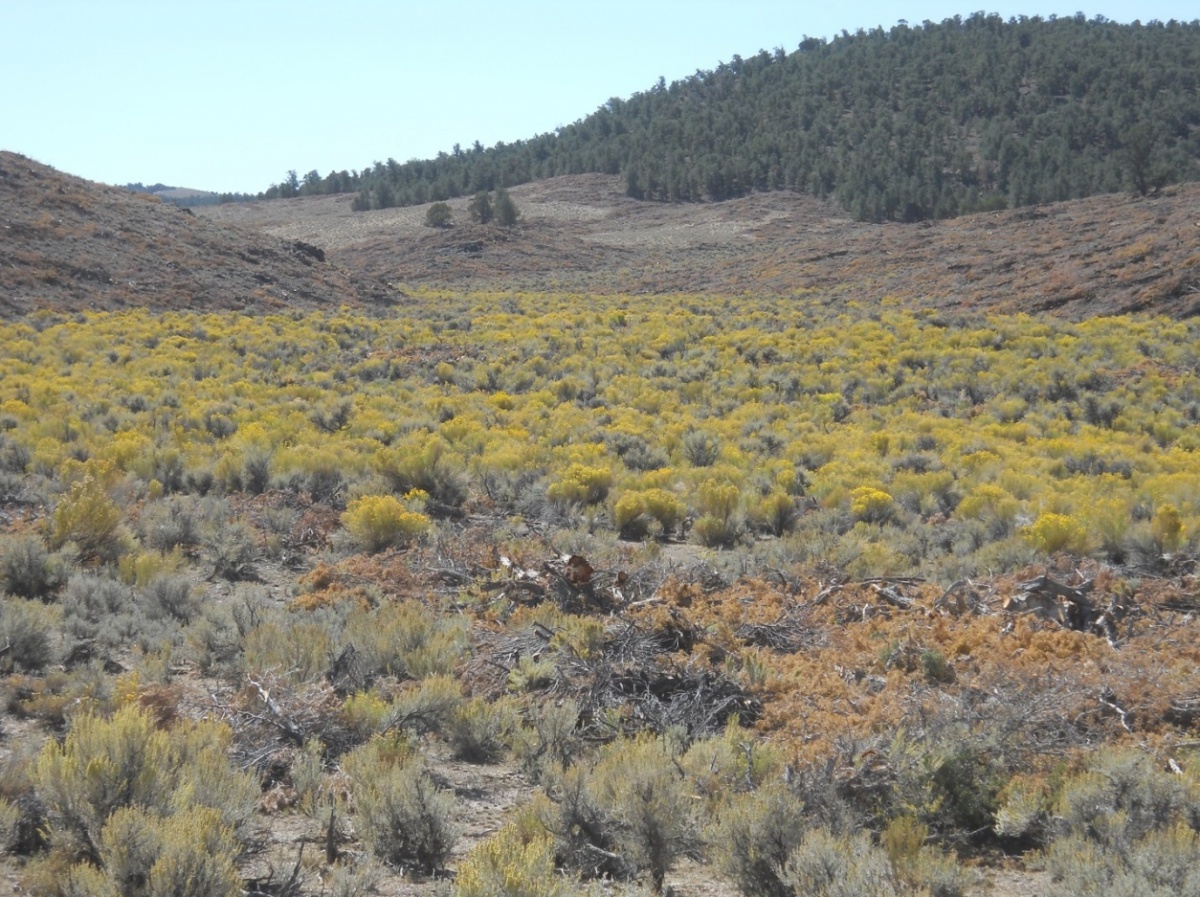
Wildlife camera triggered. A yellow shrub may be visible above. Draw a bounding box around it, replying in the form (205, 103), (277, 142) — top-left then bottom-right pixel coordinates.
(1152, 504), (1185, 552)
(1024, 512), (1088, 555)
(850, 487), (895, 524)
(48, 473), (124, 560)
(547, 463), (612, 505)
(454, 823), (566, 897)
(341, 494), (432, 553)
(697, 480), (741, 522)
(614, 488), (685, 539)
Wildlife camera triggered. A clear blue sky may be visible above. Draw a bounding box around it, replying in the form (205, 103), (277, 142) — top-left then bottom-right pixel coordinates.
(3, 1), (1197, 194)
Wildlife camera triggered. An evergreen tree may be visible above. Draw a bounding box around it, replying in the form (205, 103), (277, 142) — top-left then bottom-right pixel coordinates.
(494, 188), (519, 226)
(468, 191), (493, 224)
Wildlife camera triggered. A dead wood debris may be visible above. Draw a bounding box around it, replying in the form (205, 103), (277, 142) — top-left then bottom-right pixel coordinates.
(735, 605), (821, 653)
(1003, 574), (1125, 644)
(470, 614), (759, 739)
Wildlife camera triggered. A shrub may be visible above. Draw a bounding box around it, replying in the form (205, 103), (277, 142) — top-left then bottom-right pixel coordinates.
(1151, 504), (1185, 552)
(372, 440), (469, 509)
(0, 534), (69, 598)
(94, 804), (242, 897)
(1056, 749), (1190, 846)
(242, 620), (333, 683)
(0, 597), (61, 673)
(494, 187), (519, 227)
(511, 699), (581, 778)
(784, 828), (898, 897)
(341, 494), (432, 553)
(1023, 512), (1088, 555)
(34, 706), (258, 864)
(850, 487), (896, 524)
(342, 736), (457, 873)
(615, 491), (654, 540)
(424, 202), (453, 228)
(1043, 825), (1200, 897)
(584, 734), (697, 892)
(140, 574), (199, 625)
(694, 480), (744, 547)
(203, 520), (258, 581)
(453, 822), (569, 897)
(385, 674), (465, 735)
(694, 514), (742, 548)
(682, 430), (721, 467)
(341, 600), (468, 680)
(547, 464), (612, 506)
(138, 496), (200, 551)
(444, 696), (519, 763)
(756, 491), (797, 536)
(615, 489), (687, 540)
(61, 572), (143, 650)
(711, 784), (807, 897)
(48, 473), (125, 561)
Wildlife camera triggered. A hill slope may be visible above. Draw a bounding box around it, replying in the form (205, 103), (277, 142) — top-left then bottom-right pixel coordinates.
(282, 14), (1200, 223)
(202, 173), (1200, 320)
(0, 152), (394, 316)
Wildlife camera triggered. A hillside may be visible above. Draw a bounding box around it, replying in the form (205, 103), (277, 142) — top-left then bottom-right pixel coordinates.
(274, 14), (1200, 222)
(0, 152), (395, 316)
(202, 172), (1200, 319)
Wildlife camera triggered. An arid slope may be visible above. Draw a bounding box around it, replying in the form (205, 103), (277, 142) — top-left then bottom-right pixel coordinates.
(0, 152), (394, 316)
(202, 174), (1200, 319)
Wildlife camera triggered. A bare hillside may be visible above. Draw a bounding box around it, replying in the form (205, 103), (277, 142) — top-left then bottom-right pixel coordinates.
(0, 152), (395, 316)
(202, 174), (1200, 319)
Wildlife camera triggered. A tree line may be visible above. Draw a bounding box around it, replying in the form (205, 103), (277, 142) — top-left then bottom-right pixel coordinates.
(258, 14), (1200, 222)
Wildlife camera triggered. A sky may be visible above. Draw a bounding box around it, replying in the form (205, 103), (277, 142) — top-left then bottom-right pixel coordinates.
(3, 1), (1198, 195)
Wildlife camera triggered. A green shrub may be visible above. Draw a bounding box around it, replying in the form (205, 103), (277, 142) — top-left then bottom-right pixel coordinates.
(0, 534), (69, 598)
(756, 491), (798, 536)
(547, 464), (612, 506)
(682, 430), (721, 467)
(94, 804), (242, 897)
(511, 699), (581, 778)
(372, 439), (469, 509)
(61, 572), (145, 650)
(683, 718), (781, 801)
(850, 487), (896, 525)
(385, 674), (464, 735)
(694, 514), (743, 548)
(444, 696), (519, 763)
(543, 734), (697, 893)
(242, 620), (333, 684)
(203, 520), (258, 581)
(342, 736), (457, 873)
(0, 596), (61, 674)
(711, 784), (807, 897)
(615, 489), (686, 540)
(424, 202), (453, 228)
(1043, 825), (1200, 897)
(138, 496), (201, 551)
(1056, 749), (1189, 846)
(784, 828), (897, 897)
(34, 705), (258, 864)
(341, 600), (468, 680)
(140, 574), (198, 625)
